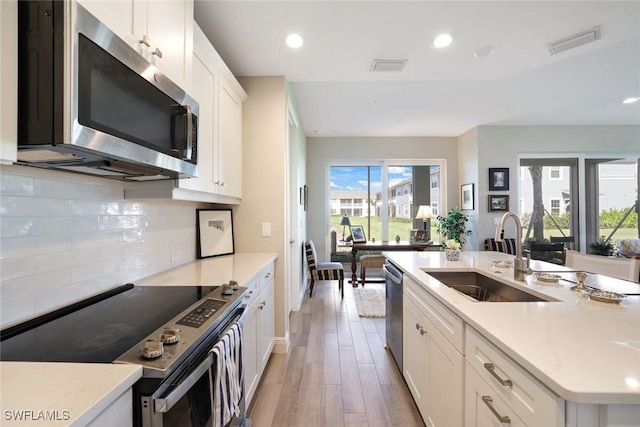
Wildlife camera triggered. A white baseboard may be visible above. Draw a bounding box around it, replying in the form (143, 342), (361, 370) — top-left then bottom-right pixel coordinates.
(272, 334), (290, 354)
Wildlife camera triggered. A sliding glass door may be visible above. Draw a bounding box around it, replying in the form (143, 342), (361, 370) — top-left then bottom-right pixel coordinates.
(330, 162), (442, 244)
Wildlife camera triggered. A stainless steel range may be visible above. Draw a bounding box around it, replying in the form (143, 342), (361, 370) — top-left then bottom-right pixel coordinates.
(0, 283), (249, 427)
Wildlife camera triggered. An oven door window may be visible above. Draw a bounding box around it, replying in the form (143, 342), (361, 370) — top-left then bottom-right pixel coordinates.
(161, 369), (213, 427)
(77, 33), (192, 160)
(147, 355), (214, 427)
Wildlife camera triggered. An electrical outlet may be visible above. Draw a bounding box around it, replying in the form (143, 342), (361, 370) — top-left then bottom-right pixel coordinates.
(170, 249), (182, 263)
(261, 222), (271, 237)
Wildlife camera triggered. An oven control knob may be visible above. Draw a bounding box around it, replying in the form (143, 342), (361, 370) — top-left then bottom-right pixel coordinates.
(142, 340), (164, 359)
(160, 327), (180, 344)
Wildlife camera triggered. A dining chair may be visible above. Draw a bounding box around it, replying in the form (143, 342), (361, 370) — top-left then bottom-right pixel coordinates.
(304, 240), (344, 298)
(359, 254), (386, 286)
(565, 250), (640, 282)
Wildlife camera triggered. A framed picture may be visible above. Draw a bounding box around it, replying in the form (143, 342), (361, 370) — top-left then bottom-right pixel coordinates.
(489, 168), (509, 191)
(303, 185), (308, 211)
(412, 230), (429, 242)
(489, 195), (510, 212)
(461, 183), (474, 210)
(350, 225), (366, 243)
(196, 209), (235, 258)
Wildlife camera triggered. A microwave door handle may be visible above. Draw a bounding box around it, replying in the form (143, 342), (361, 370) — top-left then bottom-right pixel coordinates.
(153, 353), (213, 413)
(183, 104), (193, 161)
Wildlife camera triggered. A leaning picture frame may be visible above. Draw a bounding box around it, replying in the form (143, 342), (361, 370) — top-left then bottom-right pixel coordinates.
(489, 167), (509, 191)
(461, 183), (475, 210)
(196, 209), (235, 258)
(350, 225), (366, 243)
(489, 195), (510, 212)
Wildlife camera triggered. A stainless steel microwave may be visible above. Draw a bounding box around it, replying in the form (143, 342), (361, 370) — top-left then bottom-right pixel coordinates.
(17, 1), (199, 180)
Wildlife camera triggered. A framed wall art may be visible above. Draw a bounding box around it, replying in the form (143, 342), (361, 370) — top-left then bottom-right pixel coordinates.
(489, 195), (510, 212)
(350, 225), (366, 243)
(196, 209), (235, 258)
(461, 183), (475, 210)
(489, 168), (509, 191)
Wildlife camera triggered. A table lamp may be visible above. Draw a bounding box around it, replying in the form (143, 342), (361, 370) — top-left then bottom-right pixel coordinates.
(340, 215), (351, 241)
(415, 205), (435, 240)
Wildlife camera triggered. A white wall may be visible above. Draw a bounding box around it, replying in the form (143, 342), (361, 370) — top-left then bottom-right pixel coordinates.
(476, 125), (640, 249)
(306, 136), (458, 259)
(236, 76), (289, 349)
(458, 127), (480, 250)
(0, 165), (211, 327)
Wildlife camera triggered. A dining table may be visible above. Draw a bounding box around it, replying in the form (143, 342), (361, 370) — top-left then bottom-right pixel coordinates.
(340, 240), (441, 285)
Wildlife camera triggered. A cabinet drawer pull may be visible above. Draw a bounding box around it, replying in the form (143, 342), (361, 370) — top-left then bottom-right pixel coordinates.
(152, 47), (163, 58)
(139, 35), (151, 47)
(484, 363), (513, 387)
(482, 396), (511, 424)
(414, 323), (426, 335)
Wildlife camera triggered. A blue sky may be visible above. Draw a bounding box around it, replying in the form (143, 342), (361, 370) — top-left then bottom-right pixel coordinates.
(330, 166), (413, 192)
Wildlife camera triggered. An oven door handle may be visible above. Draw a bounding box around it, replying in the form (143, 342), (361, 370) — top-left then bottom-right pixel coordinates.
(153, 353), (213, 413)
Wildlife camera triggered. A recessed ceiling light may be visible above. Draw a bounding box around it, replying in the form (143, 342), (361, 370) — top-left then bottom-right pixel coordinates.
(286, 33), (304, 49)
(474, 46), (495, 59)
(431, 33), (453, 49)
(622, 97), (639, 104)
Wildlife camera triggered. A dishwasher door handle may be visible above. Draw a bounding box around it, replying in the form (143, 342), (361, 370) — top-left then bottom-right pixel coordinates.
(383, 264), (403, 285)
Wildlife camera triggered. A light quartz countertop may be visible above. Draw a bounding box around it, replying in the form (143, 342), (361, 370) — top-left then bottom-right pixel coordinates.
(384, 250), (640, 405)
(0, 253), (277, 426)
(0, 362), (141, 426)
(135, 253), (277, 287)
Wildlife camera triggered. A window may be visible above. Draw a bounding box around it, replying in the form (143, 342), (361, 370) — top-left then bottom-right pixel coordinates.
(585, 158), (638, 245)
(549, 167), (562, 180)
(519, 159), (578, 247)
(330, 162), (443, 244)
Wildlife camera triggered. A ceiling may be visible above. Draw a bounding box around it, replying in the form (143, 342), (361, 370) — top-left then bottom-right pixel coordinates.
(194, 1), (640, 138)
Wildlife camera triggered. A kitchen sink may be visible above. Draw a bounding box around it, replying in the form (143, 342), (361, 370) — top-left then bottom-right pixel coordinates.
(426, 271), (553, 302)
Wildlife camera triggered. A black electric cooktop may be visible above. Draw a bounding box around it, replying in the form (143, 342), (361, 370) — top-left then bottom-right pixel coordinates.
(0, 284), (218, 363)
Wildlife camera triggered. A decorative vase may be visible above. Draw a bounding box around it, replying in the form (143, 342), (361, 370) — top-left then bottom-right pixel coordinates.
(445, 249), (461, 261)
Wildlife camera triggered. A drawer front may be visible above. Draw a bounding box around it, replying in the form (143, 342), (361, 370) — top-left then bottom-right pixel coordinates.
(259, 262), (275, 291)
(404, 276), (465, 353)
(465, 361), (528, 427)
(466, 327), (564, 426)
(243, 275), (260, 306)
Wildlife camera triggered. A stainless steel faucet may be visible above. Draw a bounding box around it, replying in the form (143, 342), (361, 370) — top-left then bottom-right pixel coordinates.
(495, 211), (531, 281)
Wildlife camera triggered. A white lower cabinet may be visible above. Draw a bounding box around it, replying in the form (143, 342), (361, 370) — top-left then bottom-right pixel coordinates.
(243, 262), (275, 406)
(403, 277), (464, 427)
(465, 327), (564, 427)
(86, 388), (133, 427)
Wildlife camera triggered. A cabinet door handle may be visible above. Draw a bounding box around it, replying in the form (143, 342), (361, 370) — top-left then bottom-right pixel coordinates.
(414, 323), (425, 335)
(139, 35), (151, 47)
(482, 396), (511, 424)
(419, 327), (425, 336)
(259, 301), (266, 310)
(484, 363), (513, 387)
(152, 47), (163, 58)
(265, 272), (271, 278)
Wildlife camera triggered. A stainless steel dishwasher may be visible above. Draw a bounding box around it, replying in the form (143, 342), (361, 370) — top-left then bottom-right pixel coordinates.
(383, 261), (403, 371)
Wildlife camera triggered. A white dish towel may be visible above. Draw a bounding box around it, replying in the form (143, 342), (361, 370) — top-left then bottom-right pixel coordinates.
(210, 322), (243, 427)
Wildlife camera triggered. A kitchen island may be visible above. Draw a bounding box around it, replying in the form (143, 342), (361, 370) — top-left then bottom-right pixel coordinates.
(385, 250), (640, 426)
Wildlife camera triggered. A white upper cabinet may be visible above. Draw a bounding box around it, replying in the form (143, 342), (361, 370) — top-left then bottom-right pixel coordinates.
(217, 77), (243, 199)
(124, 22), (247, 203)
(77, 0), (193, 88)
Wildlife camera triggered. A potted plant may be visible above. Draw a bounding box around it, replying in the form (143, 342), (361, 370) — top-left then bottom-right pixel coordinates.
(443, 239), (462, 261)
(589, 236), (614, 256)
(437, 207), (472, 248)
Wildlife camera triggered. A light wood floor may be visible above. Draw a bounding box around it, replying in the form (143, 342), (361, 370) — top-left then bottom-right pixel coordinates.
(248, 280), (425, 427)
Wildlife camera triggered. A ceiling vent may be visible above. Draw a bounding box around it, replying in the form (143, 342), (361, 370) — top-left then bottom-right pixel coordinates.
(547, 26), (602, 55)
(370, 59), (408, 72)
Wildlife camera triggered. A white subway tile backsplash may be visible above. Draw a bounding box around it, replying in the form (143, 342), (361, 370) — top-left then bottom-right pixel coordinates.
(0, 173), (35, 196)
(0, 166), (211, 327)
(0, 217), (35, 238)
